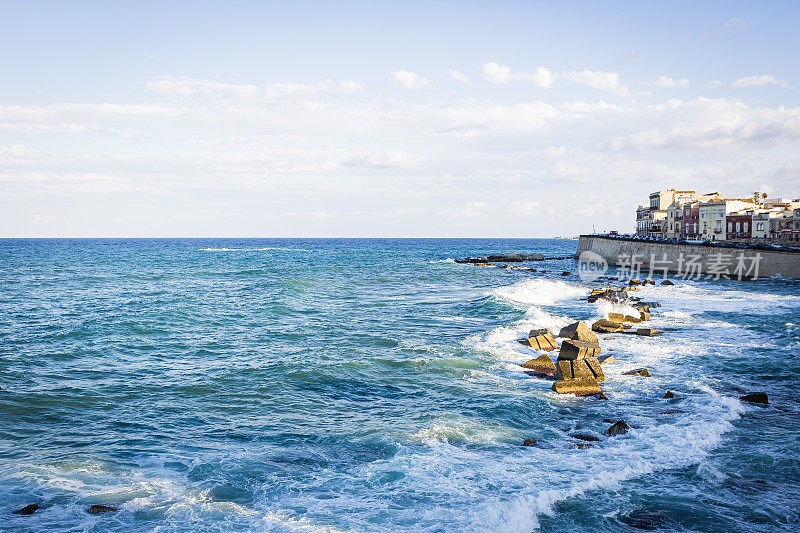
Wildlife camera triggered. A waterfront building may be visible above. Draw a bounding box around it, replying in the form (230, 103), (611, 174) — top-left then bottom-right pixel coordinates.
(699, 199), (754, 241)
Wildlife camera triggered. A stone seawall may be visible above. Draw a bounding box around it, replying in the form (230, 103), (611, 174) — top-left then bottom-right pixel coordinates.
(575, 235), (800, 279)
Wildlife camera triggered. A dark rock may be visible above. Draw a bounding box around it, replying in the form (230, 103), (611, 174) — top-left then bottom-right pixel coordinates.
(629, 279), (642, 286)
(87, 505), (118, 515)
(523, 438), (536, 446)
(596, 391), (609, 400)
(619, 508), (670, 530)
(658, 409), (685, 414)
(622, 368), (650, 377)
(561, 271), (570, 276)
(662, 279), (674, 285)
(574, 442), (594, 449)
(13, 503), (39, 515)
(739, 392), (769, 404)
(635, 328), (662, 336)
(606, 419), (629, 436)
(570, 433), (600, 442)
(663, 390), (675, 399)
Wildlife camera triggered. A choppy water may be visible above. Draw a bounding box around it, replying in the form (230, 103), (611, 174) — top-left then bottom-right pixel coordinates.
(1, 238), (799, 532)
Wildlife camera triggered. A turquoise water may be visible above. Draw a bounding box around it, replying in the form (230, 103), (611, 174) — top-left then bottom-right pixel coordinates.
(1, 238), (799, 532)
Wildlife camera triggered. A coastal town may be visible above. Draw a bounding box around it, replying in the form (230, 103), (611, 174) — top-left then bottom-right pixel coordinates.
(634, 189), (800, 243)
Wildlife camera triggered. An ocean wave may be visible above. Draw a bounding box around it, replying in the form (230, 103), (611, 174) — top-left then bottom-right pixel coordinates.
(493, 279), (586, 307)
(198, 247), (313, 252)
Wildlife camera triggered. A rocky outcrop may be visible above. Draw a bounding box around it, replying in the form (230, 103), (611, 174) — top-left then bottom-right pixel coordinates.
(13, 504), (39, 515)
(87, 505), (118, 515)
(622, 368), (650, 377)
(635, 328), (662, 336)
(606, 419), (630, 436)
(739, 392), (768, 404)
(663, 390), (675, 399)
(592, 319), (623, 333)
(524, 328), (559, 351)
(558, 339), (601, 360)
(458, 253), (545, 263)
(607, 312), (624, 322)
(598, 354), (615, 365)
(622, 314), (642, 323)
(551, 377), (601, 396)
(520, 354), (557, 377)
(629, 279), (641, 286)
(557, 321), (599, 345)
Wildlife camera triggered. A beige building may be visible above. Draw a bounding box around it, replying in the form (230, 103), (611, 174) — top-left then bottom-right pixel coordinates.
(699, 199), (754, 241)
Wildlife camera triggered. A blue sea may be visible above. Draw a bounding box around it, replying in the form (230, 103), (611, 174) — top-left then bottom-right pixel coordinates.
(1, 238), (799, 532)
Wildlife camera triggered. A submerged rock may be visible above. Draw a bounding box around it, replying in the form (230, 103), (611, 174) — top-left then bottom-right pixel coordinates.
(662, 279), (674, 285)
(606, 419), (630, 436)
(520, 354), (557, 377)
(570, 433), (600, 442)
(663, 390), (675, 399)
(739, 392), (769, 404)
(619, 508), (671, 530)
(87, 505), (118, 515)
(561, 271), (570, 276)
(13, 504), (39, 515)
(523, 438), (537, 446)
(557, 321), (599, 345)
(622, 368), (650, 377)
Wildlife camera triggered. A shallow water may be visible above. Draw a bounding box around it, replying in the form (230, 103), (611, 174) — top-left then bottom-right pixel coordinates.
(1, 238), (798, 532)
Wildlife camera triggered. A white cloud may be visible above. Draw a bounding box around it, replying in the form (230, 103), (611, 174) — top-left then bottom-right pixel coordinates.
(392, 69), (430, 89)
(449, 69), (469, 83)
(707, 17), (746, 38)
(479, 62), (555, 88)
(648, 76), (690, 87)
(343, 151), (422, 169)
(731, 74), (788, 88)
(560, 70), (629, 95)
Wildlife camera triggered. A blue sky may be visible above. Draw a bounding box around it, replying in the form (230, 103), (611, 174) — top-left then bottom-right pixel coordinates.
(1, 1), (799, 236)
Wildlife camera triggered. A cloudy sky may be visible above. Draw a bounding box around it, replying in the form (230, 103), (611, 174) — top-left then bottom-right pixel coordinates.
(1, 1), (799, 237)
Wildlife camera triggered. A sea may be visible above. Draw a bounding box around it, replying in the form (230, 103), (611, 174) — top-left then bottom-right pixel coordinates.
(1, 238), (799, 532)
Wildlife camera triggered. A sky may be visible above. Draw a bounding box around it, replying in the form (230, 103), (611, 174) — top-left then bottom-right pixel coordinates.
(1, 0), (799, 237)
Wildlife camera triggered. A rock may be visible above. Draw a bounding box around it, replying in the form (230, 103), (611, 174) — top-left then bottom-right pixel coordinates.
(551, 377), (601, 396)
(570, 433), (600, 442)
(739, 392), (769, 405)
(636, 328), (662, 336)
(558, 339), (601, 360)
(561, 271), (570, 276)
(486, 253), (545, 262)
(663, 390), (675, 399)
(570, 358), (596, 379)
(625, 286), (639, 291)
(619, 508), (670, 530)
(13, 503), (39, 515)
(525, 328), (559, 351)
(555, 359), (573, 380)
(584, 357), (605, 381)
(557, 321), (599, 345)
(598, 354), (615, 365)
(606, 419), (630, 436)
(622, 368), (650, 377)
(87, 505), (118, 515)
(520, 354), (557, 377)
(629, 279), (641, 286)
(644, 278), (655, 285)
(607, 312), (624, 322)
(622, 314), (642, 323)
(662, 279), (674, 285)
(591, 319), (623, 333)
(639, 310), (651, 321)
(658, 409), (685, 414)
(552, 378), (602, 396)
(523, 438), (536, 446)
(596, 391), (609, 400)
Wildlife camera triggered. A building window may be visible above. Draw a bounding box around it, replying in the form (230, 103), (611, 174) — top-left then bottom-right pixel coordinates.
(743, 222), (748, 233)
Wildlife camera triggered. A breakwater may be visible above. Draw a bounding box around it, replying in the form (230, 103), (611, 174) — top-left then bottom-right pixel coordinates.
(576, 235), (800, 279)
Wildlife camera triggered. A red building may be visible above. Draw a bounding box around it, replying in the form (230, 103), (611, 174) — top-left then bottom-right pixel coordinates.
(726, 212), (752, 240)
(682, 202), (700, 238)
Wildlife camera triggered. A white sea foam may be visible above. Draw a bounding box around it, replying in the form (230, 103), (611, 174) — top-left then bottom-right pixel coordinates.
(429, 258), (456, 263)
(493, 279), (586, 307)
